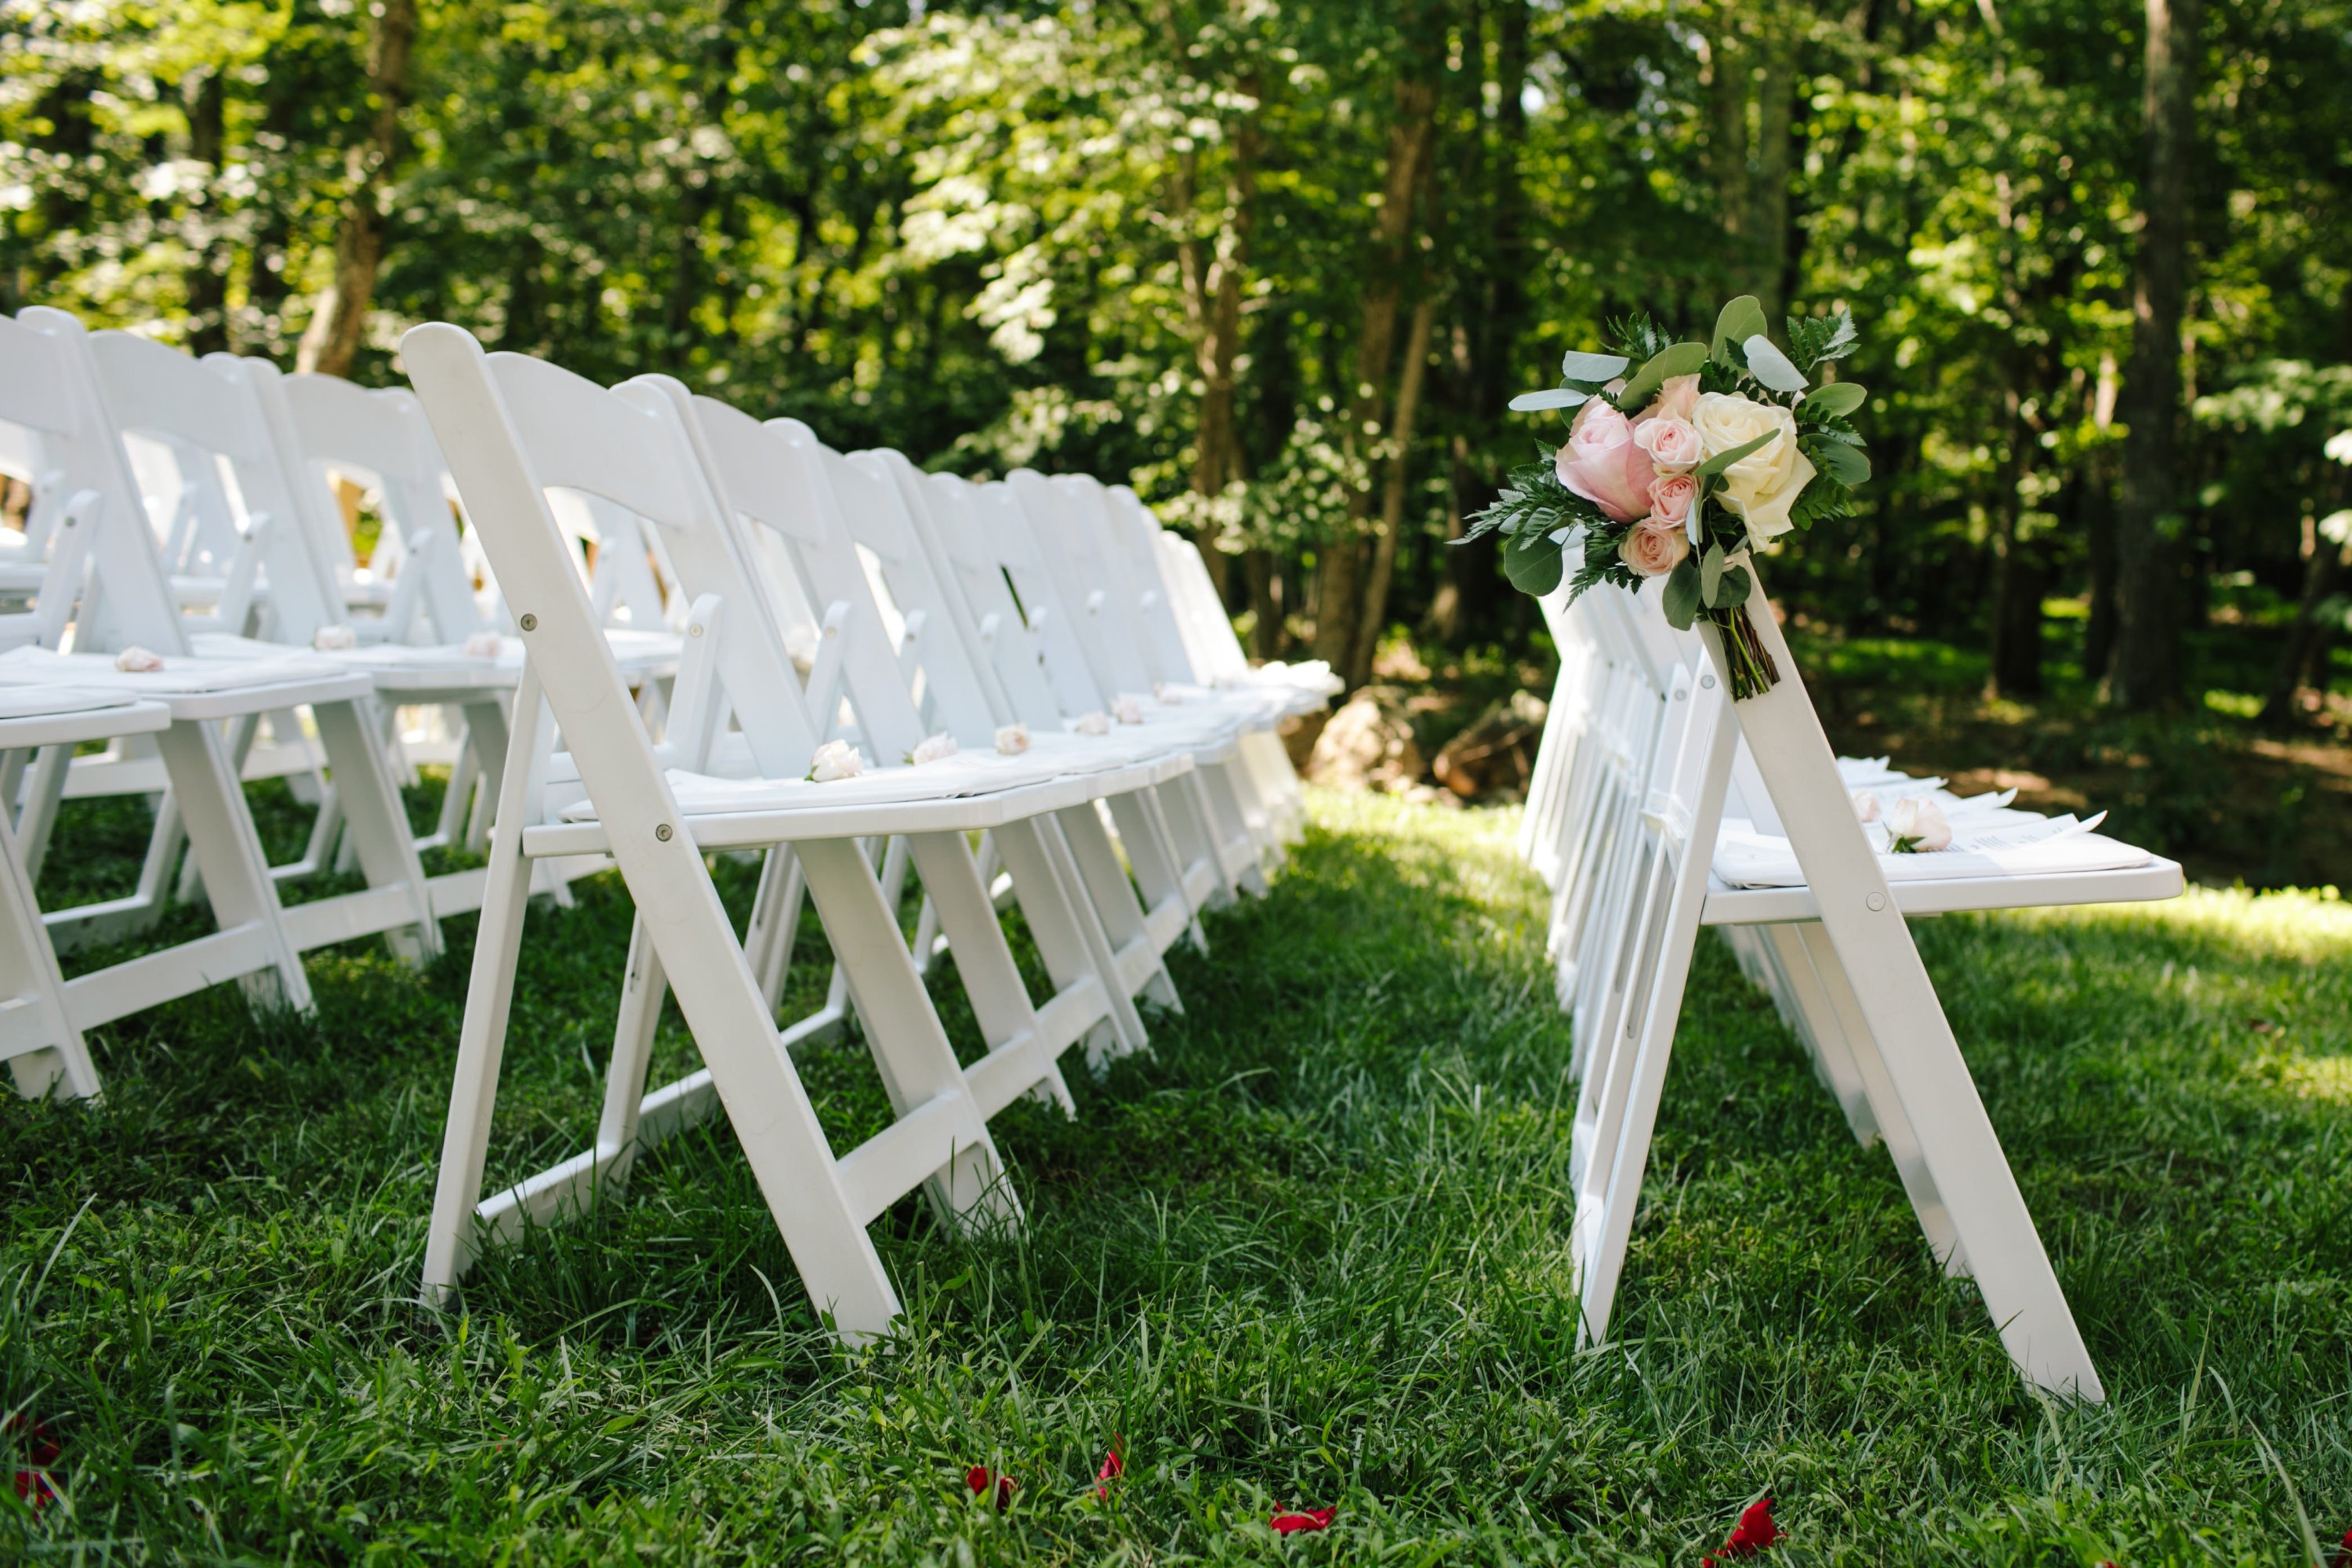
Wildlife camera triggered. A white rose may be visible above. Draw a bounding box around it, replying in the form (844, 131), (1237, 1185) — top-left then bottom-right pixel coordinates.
(313, 624), (357, 651)
(907, 732), (958, 765)
(1071, 710), (1110, 736)
(805, 739), (864, 782)
(1690, 392), (1817, 549)
(1152, 681), (1181, 705)
(1112, 695), (1145, 725)
(115, 644), (164, 673)
(1851, 790), (1880, 824)
(463, 630), (506, 659)
(994, 723), (1031, 756)
(784, 625), (820, 676)
(1885, 797), (1951, 853)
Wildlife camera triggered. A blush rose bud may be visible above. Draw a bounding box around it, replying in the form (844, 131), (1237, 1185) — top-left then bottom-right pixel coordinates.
(1885, 796), (1952, 854)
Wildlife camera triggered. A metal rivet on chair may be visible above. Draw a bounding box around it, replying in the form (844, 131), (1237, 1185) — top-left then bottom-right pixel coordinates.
(1866, 891), (1886, 912)
(655, 823), (673, 842)
(519, 612), (538, 631)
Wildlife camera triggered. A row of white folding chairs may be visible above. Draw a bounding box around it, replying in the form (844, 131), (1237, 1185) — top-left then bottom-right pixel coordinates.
(400, 325), (1323, 1338)
(0, 309), (699, 1100)
(1519, 562), (2183, 1399)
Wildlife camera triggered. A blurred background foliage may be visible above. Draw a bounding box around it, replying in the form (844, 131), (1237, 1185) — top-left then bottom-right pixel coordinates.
(6, 0), (2352, 823)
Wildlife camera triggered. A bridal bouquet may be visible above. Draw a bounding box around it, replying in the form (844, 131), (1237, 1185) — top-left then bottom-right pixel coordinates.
(1462, 295), (1871, 699)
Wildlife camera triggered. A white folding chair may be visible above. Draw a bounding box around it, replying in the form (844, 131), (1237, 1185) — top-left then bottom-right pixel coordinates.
(0, 689), (173, 1101)
(405, 325), (1173, 1337)
(1075, 479), (1323, 842)
(990, 474), (1277, 895)
(1554, 570), (2183, 1399)
(684, 406), (1187, 1046)
(0, 309), (368, 1036)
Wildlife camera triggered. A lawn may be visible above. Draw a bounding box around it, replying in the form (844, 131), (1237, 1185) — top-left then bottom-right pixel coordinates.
(3, 789), (2349, 1564)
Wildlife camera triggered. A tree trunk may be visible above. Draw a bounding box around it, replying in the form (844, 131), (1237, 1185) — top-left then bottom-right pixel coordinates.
(1309, 69), (1439, 684)
(2260, 503), (2351, 724)
(298, 0), (420, 378)
(1349, 296), (1436, 686)
(1245, 550), (1283, 659)
(184, 69), (230, 357)
(2107, 0), (2199, 711)
(1171, 93), (1259, 610)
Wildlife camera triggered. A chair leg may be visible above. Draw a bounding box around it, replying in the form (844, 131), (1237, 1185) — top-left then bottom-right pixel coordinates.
(797, 834), (1022, 1236)
(0, 808), (99, 1102)
(151, 720), (312, 1015)
(310, 696), (441, 964)
(988, 817), (1143, 1065)
(1057, 802), (1181, 1011)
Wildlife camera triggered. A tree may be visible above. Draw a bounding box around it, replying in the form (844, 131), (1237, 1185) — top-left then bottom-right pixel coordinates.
(2107, 0), (2201, 710)
(296, 0), (419, 376)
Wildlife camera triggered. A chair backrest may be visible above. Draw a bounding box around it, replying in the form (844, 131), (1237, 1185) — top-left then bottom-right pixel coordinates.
(1097, 483), (1215, 684)
(5, 310), (205, 657)
(82, 332), (347, 641)
(1051, 475), (1200, 688)
(964, 476), (1115, 716)
(869, 452), (1068, 731)
(274, 371), (492, 643)
(1004, 469), (1158, 699)
(664, 396), (942, 763)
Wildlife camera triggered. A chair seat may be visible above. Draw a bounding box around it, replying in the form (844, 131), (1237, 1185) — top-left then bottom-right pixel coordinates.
(0, 644), (355, 694)
(1711, 818), (2159, 890)
(0, 689), (173, 751)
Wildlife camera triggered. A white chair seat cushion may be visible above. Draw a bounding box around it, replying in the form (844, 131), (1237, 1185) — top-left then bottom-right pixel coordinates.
(0, 684), (143, 720)
(560, 748), (1110, 822)
(1711, 821), (2156, 888)
(0, 644), (350, 694)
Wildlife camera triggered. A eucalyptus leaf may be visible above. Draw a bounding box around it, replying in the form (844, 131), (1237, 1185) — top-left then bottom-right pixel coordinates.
(1660, 557), (1704, 630)
(1559, 350), (1630, 382)
(1714, 564), (1753, 609)
(1711, 296), (1768, 359)
(1616, 341), (1708, 409)
(1508, 386), (1593, 413)
(1743, 334), (1809, 393)
(1700, 541), (1726, 607)
(1813, 440), (1873, 485)
(1802, 381), (1867, 419)
(1695, 428), (1779, 478)
(1502, 527), (1565, 596)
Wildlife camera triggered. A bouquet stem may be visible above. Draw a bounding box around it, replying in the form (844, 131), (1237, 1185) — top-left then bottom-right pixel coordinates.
(1709, 604), (1780, 701)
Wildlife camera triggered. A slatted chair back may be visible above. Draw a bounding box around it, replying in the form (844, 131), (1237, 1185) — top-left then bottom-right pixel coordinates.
(859, 452), (1061, 733)
(669, 393), (1162, 1051)
(1003, 470), (1160, 701)
(82, 336), (349, 641)
(277, 372), (490, 644)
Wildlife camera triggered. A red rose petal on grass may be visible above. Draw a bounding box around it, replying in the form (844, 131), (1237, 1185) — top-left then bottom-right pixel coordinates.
(13, 1469), (55, 1512)
(2329, 1526), (2352, 1568)
(5, 1417), (60, 1469)
(1270, 1507), (1337, 1535)
(1700, 1497), (1782, 1565)
(1094, 1444), (1123, 1499)
(965, 1465), (1018, 1509)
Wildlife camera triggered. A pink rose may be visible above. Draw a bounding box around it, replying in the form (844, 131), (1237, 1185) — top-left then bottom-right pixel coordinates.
(1642, 373), (1701, 423)
(1618, 519), (1691, 579)
(1646, 472), (1699, 531)
(1636, 416), (1702, 472)
(1555, 401), (1656, 522)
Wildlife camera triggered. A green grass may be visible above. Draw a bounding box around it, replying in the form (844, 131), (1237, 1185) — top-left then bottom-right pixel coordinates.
(4, 789), (2350, 1563)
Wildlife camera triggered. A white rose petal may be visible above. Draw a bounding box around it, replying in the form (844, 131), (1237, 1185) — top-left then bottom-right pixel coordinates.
(806, 739), (864, 782)
(994, 723), (1031, 756)
(462, 631), (506, 659)
(908, 731), (958, 766)
(1851, 790), (1880, 824)
(1072, 710), (1110, 736)
(1112, 695), (1145, 725)
(114, 644), (163, 673)
(313, 625), (358, 651)
(1885, 797), (1952, 853)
